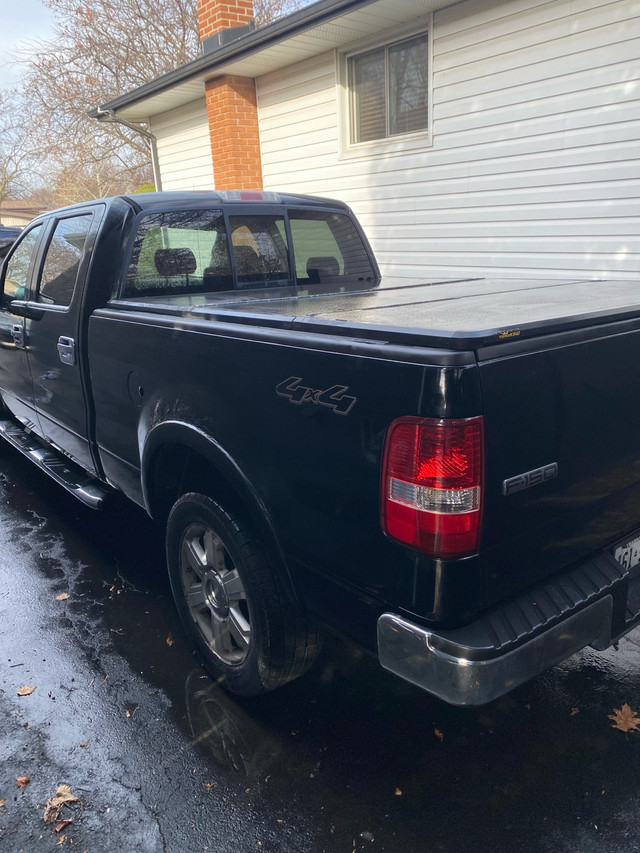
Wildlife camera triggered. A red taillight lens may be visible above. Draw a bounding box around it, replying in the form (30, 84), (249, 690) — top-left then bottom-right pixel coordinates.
(381, 416), (485, 559)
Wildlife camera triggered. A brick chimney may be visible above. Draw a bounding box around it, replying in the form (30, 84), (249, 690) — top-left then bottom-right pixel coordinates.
(198, 0), (263, 190)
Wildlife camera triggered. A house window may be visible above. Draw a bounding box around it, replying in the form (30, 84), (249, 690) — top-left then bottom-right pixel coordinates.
(348, 33), (429, 144)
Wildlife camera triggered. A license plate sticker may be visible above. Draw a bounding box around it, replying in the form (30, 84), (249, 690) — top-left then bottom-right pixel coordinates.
(613, 534), (640, 570)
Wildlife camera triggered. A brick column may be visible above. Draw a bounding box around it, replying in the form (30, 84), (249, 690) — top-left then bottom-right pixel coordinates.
(205, 75), (263, 190)
(198, 0), (263, 190)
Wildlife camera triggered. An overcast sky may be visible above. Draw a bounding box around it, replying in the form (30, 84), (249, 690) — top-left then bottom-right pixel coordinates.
(0, 0), (54, 88)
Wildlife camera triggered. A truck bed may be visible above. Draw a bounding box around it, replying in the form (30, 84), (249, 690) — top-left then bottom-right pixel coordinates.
(116, 276), (640, 349)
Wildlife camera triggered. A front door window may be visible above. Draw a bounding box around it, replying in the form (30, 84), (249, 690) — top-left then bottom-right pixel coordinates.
(2, 225), (43, 301)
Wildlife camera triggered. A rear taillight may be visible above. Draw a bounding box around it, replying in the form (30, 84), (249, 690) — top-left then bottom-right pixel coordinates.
(381, 416), (485, 559)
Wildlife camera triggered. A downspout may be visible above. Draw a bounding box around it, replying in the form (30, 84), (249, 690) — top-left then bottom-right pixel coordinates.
(94, 108), (163, 192)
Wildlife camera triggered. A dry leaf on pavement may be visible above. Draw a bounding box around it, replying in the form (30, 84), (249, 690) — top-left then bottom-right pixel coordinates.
(44, 784), (79, 824)
(17, 686), (37, 696)
(17, 776), (31, 788)
(608, 703), (640, 733)
(56, 593), (70, 601)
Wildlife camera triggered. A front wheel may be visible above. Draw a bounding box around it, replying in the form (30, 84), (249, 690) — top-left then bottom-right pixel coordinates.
(166, 493), (321, 696)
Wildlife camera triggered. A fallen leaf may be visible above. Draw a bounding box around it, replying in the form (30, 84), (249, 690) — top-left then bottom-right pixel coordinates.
(56, 593), (70, 601)
(608, 703), (640, 733)
(57, 835), (66, 846)
(55, 819), (73, 833)
(0, 800), (5, 807)
(394, 788), (403, 796)
(17, 776), (30, 788)
(166, 632), (174, 646)
(570, 708), (580, 716)
(79, 739), (90, 749)
(434, 728), (444, 742)
(17, 685), (37, 696)
(44, 784), (79, 824)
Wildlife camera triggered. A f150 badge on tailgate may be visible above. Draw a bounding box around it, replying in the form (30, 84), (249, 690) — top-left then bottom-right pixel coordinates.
(276, 376), (357, 416)
(503, 462), (558, 496)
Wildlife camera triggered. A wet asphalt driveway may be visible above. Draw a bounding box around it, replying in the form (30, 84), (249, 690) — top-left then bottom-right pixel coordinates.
(2, 443), (640, 853)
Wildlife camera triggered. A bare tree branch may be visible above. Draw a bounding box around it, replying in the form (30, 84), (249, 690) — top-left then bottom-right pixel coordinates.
(4, 0), (309, 206)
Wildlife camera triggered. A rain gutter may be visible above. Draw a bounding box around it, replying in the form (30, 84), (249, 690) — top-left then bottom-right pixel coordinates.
(93, 109), (163, 191)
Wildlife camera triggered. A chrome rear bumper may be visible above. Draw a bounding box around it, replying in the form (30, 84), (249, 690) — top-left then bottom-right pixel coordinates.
(377, 544), (640, 705)
(378, 595), (613, 706)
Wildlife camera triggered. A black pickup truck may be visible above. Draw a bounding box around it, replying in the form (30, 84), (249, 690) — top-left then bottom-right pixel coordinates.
(2, 190), (640, 705)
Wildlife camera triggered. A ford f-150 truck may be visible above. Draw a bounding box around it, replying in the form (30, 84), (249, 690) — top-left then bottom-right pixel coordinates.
(2, 190), (640, 706)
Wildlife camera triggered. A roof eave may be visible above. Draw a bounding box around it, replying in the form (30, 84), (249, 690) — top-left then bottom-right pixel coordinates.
(91, 0), (378, 121)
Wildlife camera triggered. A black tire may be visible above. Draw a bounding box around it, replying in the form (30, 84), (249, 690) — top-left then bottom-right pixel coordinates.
(166, 492), (322, 696)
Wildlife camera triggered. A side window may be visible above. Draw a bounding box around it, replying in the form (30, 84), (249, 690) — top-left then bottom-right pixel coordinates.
(228, 216), (291, 289)
(348, 32), (429, 144)
(2, 225), (43, 302)
(288, 211), (377, 288)
(38, 214), (93, 307)
(124, 209), (231, 297)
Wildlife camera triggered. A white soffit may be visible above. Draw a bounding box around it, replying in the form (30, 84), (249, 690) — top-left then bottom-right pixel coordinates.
(114, 0), (461, 121)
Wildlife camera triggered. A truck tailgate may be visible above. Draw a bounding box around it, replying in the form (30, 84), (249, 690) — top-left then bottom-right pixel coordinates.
(478, 318), (640, 606)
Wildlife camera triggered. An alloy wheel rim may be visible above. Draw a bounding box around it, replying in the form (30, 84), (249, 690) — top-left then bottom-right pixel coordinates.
(179, 522), (250, 665)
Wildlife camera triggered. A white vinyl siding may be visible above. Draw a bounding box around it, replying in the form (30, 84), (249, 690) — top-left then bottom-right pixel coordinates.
(150, 101), (215, 192)
(258, 0), (640, 279)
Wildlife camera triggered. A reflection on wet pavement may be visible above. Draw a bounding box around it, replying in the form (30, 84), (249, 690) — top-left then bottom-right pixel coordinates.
(2, 445), (640, 853)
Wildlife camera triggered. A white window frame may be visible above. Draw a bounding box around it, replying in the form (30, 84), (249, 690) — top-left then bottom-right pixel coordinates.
(337, 17), (433, 160)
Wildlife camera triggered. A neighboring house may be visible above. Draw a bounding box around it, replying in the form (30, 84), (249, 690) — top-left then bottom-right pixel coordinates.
(93, 0), (640, 280)
(0, 200), (47, 228)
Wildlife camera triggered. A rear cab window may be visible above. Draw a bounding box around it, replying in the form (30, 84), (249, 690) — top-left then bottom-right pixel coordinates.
(121, 201), (377, 303)
(287, 210), (377, 292)
(123, 209), (232, 298)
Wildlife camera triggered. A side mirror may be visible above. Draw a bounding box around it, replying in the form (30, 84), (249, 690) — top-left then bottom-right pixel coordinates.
(1, 287), (26, 310)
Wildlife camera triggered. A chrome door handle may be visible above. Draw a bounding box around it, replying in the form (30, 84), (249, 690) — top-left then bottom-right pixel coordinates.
(11, 324), (25, 348)
(57, 336), (76, 366)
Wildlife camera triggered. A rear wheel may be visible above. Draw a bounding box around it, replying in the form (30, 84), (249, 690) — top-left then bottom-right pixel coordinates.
(166, 492), (321, 695)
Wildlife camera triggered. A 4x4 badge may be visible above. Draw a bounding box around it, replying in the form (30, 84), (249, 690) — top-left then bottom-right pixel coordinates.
(276, 376), (357, 416)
